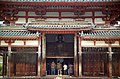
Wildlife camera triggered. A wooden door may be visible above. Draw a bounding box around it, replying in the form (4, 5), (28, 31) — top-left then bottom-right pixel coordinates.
(11, 53), (38, 76)
(82, 53), (108, 76)
(112, 47), (120, 77)
(112, 53), (120, 76)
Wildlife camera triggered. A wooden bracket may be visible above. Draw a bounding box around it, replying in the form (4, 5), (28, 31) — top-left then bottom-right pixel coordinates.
(4, 40), (15, 43)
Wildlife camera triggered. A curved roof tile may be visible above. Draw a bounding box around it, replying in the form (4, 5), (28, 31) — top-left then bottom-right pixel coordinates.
(0, 30), (40, 36)
(80, 30), (120, 38)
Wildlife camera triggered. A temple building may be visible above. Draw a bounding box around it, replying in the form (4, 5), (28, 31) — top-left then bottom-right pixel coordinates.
(0, 0), (120, 78)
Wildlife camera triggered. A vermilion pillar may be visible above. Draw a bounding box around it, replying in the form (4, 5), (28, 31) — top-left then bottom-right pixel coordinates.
(41, 33), (46, 76)
(78, 37), (82, 77)
(8, 42), (11, 77)
(74, 33), (78, 76)
(38, 36), (41, 77)
(108, 44), (112, 77)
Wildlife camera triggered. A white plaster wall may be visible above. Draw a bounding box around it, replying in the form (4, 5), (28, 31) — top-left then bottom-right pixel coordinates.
(26, 40), (38, 45)
(81, 41), (94, 46)
(85, 18), (92, 23)
(81, 12), (92, 16)
(95, 18), (105, 24)
(111, 41), (119, 46)
(28, 12), (38, 16)
(96, 41), (108, 46)
(45, 12), (59, 16)
(15, 11), (26, 16)
(60, 18), (74, 21)
(61, 12), (74, 16)
(1, 41), (8, 45)
(11, 41), (24, 45)
(28, 18), (36, 23)
(46, 18), (59, 21)
(95, 12), (106, 16)
(15, 18), (26, 23)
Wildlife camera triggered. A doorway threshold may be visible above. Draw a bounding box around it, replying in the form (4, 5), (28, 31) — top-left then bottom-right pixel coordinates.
(3, 75), (110, 79)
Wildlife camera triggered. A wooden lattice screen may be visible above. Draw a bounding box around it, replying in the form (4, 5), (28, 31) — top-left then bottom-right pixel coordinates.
(82, 47), (109, 76)
(11, 53), (38, 76)
(112, 47), (120, 76)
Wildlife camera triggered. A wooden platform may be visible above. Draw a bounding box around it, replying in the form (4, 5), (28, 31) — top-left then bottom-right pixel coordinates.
(1, 75), (117, 79)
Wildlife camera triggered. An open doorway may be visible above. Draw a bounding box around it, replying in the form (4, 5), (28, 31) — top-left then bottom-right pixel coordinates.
(46, 34), (74, 75)
(46, 58), (73, 75)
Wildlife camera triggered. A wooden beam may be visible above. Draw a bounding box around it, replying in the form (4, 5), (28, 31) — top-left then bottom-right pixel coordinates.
(0, 36), (38, 40)
(27, 28), (91, 32)
(0, 1), (119, 6)
(15, 15), (106, 19)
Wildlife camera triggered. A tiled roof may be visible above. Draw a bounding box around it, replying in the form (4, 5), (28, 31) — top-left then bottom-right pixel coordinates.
(80, 30), (120, 38)
(0, 30), (40, 37)
(26, 25), (94, 29)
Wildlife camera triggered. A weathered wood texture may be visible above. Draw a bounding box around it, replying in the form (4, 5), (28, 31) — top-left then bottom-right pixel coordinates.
(10, 52), (38, 76)
(112, 47), (120, 76)
(82, 47), (109, 76)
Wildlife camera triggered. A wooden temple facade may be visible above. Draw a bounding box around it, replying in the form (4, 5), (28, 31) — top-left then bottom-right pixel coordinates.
(0, 0), (120, 78)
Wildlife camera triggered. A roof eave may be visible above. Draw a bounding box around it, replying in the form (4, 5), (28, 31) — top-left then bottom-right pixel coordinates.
(0, 36), (38, 40)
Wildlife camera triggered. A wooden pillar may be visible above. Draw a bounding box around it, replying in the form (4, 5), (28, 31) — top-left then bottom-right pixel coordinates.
(78, 37), (82, 77)
(108, 44), (112, 77)
(74, 34), (78, 76)
(38, 36), (41, 77)
(8, 42), (11, 77)
(26, 11), (28, 23)
(41, 33), (46, 76)
(92, 11), (95, 24)
(59, 11), (61, 19)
